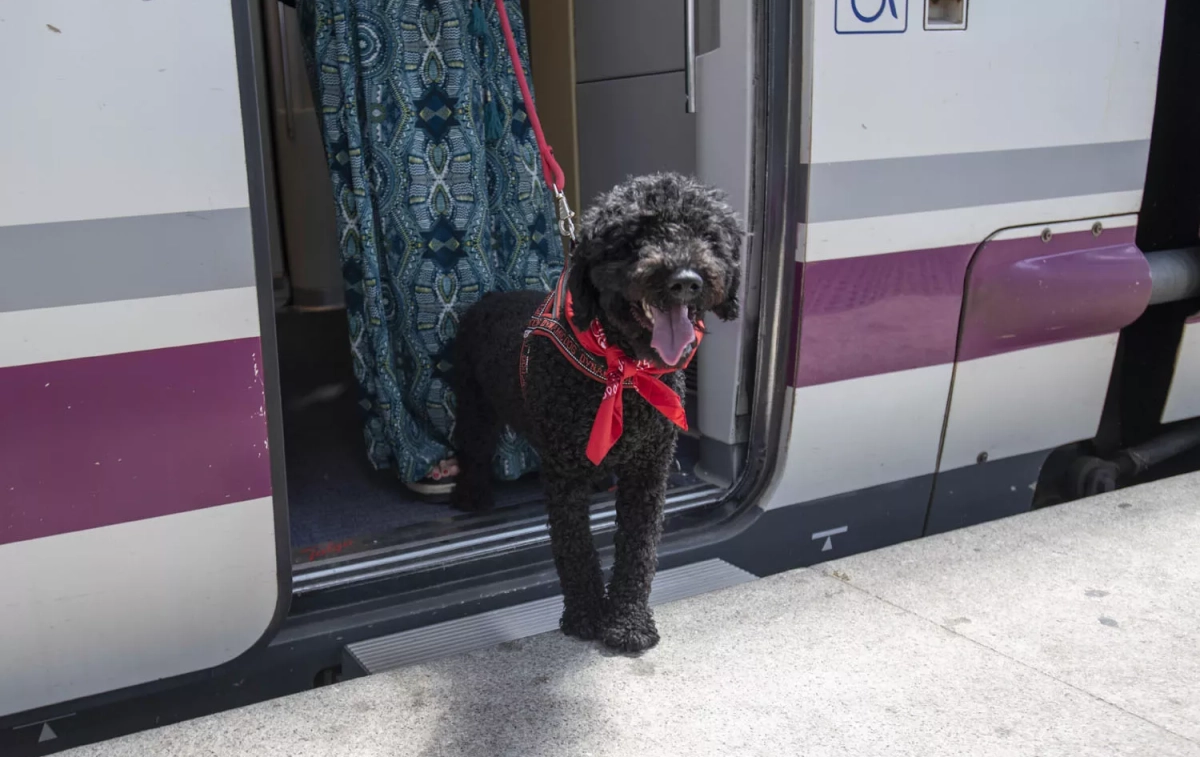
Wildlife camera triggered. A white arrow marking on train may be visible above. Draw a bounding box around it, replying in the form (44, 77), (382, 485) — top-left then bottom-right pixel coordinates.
(812, 526), (849, 551)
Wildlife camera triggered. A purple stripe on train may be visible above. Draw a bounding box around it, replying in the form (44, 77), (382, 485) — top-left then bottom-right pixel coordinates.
(793, 243), (975, 387)
(791, 226), (1150, 387)
(0, 338), (272, 546)
(957, 226), (1148, 361)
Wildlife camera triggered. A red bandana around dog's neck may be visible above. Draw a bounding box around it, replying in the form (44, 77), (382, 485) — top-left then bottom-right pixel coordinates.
(561, 292), (702, 465)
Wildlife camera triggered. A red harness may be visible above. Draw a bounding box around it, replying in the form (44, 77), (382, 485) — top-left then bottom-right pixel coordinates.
(519, 275), (702, 465)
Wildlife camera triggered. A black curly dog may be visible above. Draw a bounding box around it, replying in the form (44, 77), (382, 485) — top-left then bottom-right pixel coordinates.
(452, 174), (743, 652)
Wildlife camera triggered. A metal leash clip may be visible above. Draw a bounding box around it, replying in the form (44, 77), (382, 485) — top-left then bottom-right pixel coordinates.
(554, 186), (577, 243)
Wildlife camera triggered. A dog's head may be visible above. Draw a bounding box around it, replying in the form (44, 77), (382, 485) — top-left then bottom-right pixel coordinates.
(567, 173), (744, 369)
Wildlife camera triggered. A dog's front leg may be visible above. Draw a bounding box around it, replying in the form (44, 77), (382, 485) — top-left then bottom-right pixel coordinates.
(544, 472), (607, 641)
(603, 458), (670, 653)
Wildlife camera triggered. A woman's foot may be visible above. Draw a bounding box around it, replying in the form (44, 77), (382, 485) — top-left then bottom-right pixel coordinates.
(404, 458), (459, 501)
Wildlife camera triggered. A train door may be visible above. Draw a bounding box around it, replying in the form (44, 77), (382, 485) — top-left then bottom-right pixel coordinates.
(927, 215), (1152, 533)
(762, 0), (1165, 558)
(0, 0), (288, 722)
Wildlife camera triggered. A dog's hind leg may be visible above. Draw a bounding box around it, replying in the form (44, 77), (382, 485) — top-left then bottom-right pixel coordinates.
(449, 368), (500, 512)
(544, 471), (606, 640)
(602, 457), (671, 653)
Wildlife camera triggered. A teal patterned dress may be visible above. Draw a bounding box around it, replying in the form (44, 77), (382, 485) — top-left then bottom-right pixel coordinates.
(297, 0), (562, 483)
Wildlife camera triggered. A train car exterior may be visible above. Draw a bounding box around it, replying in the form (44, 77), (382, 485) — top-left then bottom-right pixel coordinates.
(2, 0), (1196, 753)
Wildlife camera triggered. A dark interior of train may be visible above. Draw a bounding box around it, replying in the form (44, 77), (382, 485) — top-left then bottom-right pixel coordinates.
(263, 0), (737, 564)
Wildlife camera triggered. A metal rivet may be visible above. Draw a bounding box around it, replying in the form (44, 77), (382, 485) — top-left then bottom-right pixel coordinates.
(1040, 228), (1053, 243)
(977, 451), (989, 464)
(1091, 222), (1103, 237)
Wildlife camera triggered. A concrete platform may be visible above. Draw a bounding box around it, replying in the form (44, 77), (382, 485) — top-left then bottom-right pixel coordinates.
(66, 474), (1200, 757)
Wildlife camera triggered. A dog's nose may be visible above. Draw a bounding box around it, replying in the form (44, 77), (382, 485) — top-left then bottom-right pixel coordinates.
(667, 269), (703, 303)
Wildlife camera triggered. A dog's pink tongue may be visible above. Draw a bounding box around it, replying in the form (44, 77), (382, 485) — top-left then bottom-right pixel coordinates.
(650, 304), (695, 366)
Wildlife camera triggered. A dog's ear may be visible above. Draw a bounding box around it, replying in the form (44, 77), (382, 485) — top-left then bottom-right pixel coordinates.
(567, 257), (601, 330)
(712, 255), (741, 321)
(568, 196), (630, 330)
(713, 292), (740, 322)
(711, 212), (744, 322)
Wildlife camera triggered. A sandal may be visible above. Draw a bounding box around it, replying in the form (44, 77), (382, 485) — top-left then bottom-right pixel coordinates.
(404, 458), (459, 501)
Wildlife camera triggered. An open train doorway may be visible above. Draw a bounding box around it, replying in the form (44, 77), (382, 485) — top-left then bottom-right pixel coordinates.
(258, 0), (763, 589)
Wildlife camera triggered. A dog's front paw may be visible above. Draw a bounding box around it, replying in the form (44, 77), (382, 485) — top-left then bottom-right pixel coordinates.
(601, 608), (659, 653)
(560, 605), (604, 641)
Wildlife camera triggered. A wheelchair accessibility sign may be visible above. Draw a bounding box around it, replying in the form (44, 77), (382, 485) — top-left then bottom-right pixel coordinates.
(835, 0), (909, 34)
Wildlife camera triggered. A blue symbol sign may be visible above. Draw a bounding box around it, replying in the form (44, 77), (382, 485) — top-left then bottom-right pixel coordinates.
(835, 0), (908, 34)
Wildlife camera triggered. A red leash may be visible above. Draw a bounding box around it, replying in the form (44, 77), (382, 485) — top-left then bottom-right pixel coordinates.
(492, 0), (575, 242)
(499, 0), (692, 465)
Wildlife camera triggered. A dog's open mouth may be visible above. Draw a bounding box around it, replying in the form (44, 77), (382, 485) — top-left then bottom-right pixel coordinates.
(632, 301), (697, 367)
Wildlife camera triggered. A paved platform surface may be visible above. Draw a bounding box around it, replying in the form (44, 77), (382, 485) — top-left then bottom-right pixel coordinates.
(67, 474), (1200, 756)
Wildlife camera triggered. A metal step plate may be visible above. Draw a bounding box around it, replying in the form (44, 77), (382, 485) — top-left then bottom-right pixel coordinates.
(345, 558), (756, 675)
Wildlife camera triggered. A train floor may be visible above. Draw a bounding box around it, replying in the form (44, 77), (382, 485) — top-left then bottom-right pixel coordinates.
(65, 473), (1200, 757)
